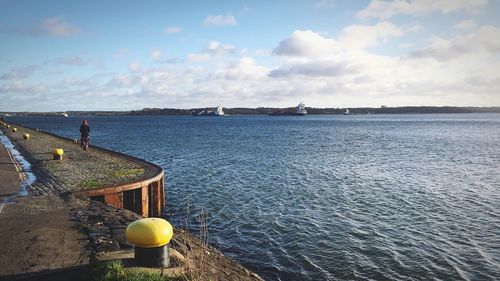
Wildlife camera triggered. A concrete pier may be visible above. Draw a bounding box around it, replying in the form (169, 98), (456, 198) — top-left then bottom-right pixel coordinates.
(0, 121), (263, 281)
(2, 123), (165, 217)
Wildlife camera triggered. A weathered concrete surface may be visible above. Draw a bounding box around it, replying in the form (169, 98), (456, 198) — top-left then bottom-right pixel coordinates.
(0, 195), (90, 277)
(0, 142), (20, 199)
(0, 124), (263, 281)
(1, 124), (152, 192)
(0, 141), (90, 278)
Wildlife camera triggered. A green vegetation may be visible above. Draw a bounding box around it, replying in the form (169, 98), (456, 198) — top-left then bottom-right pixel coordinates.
(111, 168), (145, 179)
(79, 178), (108, 188)
(92, 260), (183, 281)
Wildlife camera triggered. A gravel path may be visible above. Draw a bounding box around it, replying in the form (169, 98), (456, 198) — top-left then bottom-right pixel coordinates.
(2, 124), (149, 192)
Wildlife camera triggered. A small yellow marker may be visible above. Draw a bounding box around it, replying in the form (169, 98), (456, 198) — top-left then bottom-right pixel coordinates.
(23, 134), (30, 140)
(12, 128), (17, 132)
(52, 148), (64, 160)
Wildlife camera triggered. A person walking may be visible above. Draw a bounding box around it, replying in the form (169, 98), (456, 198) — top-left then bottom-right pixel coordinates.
(80, 120), (90, 150)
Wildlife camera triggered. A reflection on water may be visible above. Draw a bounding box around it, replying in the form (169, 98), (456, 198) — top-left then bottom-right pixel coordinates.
(11, 114), (500, 281)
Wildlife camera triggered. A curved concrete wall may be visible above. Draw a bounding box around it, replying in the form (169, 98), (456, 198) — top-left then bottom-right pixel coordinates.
(7, 122), (165, 217)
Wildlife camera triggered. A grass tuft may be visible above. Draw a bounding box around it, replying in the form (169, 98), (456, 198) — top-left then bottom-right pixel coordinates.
(92, 260), (182, 281)
(111, 168), (145, 179)
(79, 178), (107, 188)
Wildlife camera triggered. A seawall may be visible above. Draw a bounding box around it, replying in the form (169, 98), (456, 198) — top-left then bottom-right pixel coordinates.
(0, 120), (263, 281)
(2, 121), (164, 217)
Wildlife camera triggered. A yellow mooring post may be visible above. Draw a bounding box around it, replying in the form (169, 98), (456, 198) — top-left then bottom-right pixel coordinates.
(52, 148), (64, 160)
(125, 218), (174, 267)
(23, 133), (30, 140)
(12, 127), (17, 132)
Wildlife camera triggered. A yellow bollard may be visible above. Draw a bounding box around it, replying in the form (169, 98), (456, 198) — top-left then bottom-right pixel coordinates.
(126, 218), (174, 267)
(52, 148), (64, 160)
(23, 134), (30, 140)
(12, 128), (17, 132)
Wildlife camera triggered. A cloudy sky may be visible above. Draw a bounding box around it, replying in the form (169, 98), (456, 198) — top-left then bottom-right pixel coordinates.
(1, 0), (499, 111)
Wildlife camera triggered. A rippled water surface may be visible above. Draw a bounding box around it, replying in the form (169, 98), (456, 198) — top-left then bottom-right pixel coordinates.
(11, 114), (500, 280)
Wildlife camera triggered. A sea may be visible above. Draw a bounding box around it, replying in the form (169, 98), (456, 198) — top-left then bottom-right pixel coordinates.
(9, 114), (500, 281)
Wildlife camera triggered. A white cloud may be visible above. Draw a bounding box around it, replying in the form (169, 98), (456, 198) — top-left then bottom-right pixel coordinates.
(403, 23), (423, 32)
(3, 20), (500, 111)
(268, 26), (500, 107)
(222, 57), (268, 80)
(129, 62), (143, 72)
(454, 19), (477, 31)
(187, 41), (236, 62)
(409, 25), (500, 60)
(30, 17), (81, 37)
(358, 0), (488, 19)
(203, 14), (238, 27)
(150, 50), (166, 63)
(269, 60), (355, 78)
(273, 30), (341, 57)
(164, 26), (182, 34)
(187, 53), (210, 62)
(206, 41), (236, 56)
(339, 21), (403, 49)
(273, 22), (402, 57)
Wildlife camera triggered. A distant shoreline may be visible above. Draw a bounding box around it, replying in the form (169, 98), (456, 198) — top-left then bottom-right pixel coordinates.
(2, 106), (500, 116)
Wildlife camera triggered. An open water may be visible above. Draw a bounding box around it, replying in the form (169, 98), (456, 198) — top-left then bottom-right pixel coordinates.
(10, 114), (500, 281)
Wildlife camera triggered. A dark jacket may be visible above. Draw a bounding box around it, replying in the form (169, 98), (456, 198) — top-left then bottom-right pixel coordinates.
(80, 124), (90, 137)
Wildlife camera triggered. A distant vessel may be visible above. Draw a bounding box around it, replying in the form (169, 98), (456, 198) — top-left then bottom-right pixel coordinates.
(62, 112), (69, 117)
(192, 106), (225, 116)
(343, 109), (351, 115)
(215, 106), (225, 116)
(296, 102), (307, 115)
(270, 102), (307, 116)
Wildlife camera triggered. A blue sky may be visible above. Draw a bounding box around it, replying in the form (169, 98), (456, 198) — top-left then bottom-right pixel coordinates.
(1, 0), (499, 111)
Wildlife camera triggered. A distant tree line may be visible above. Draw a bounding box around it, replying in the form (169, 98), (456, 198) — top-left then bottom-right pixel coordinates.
(120, 106), (500, 115)
(3, 106), (500, 116)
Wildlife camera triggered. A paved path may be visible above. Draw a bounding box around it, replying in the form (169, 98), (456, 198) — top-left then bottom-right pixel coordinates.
(1, 124), (154, 193)
(0, 142), (20, 200)
(0, 142), (90, 278)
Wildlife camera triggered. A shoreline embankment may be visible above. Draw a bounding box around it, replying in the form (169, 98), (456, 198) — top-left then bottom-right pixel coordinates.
(0, 121), (263, 281)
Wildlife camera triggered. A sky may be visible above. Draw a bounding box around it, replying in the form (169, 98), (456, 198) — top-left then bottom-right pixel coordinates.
(1, 0), (500, 111)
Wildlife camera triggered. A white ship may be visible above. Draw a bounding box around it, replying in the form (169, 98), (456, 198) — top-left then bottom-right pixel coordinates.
(270, 102), (308, 116)
(215, 105), (225, 116)
(192, 105), (225, 116)
(296, 102), (307, 115)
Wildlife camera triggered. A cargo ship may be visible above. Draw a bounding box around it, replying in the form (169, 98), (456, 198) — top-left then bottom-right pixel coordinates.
(269, 102), (307, 116)
(192, 105), (225, 116)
